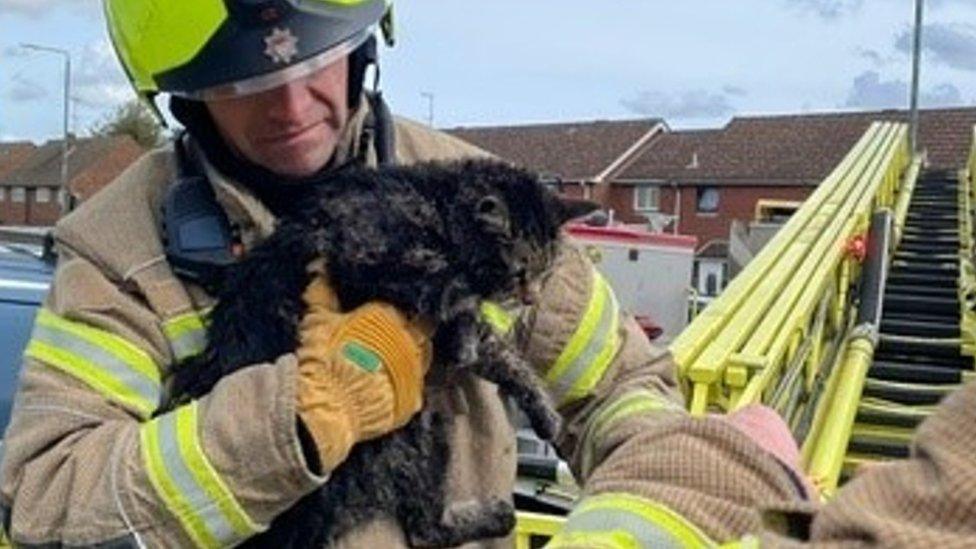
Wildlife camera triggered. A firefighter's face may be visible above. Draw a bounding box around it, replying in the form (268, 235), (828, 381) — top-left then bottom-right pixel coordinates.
(206, 56), (350, 177)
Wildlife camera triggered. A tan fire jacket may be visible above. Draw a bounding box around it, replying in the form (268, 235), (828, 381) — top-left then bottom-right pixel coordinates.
(0, 105), (683, 548)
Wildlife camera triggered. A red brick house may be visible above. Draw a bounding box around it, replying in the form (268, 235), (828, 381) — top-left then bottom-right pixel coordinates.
(0, 142), (38, 181)
(618, 107), (976, 299)
(447, 118), (667, 204)
(0, 135), (144, 226)
(614, 107), (976, 249)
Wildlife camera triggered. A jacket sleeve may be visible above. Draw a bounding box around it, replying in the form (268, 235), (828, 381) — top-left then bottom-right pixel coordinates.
(541, 297), (976, 549)
(517, 243), (686, 479)
(0, 250), (324, 548)
(522, 243), (811, 547)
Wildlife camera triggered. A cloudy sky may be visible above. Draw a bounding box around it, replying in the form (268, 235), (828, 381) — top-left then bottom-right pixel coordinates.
(1, 0), (976, 143)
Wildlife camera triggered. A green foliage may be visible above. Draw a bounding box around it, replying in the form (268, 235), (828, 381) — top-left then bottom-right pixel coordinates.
(90, 99), (166, 148)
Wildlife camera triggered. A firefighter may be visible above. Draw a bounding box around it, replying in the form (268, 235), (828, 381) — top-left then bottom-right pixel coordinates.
(0, 1), (693, 547)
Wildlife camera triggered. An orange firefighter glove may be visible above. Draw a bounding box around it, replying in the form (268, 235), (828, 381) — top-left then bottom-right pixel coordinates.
(296, 275), (433, 471)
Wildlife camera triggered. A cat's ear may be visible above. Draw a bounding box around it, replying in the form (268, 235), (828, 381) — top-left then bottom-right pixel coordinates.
(556, 198), (600, 225)
(476, 195), (511, 235)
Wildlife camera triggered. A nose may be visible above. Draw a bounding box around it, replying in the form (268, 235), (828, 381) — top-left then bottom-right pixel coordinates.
(265, 79), (314, 125)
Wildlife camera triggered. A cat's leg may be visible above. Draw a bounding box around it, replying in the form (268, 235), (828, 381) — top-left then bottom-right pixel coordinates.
(439, 283), (482, 366)
(469, 330), (562, 441)
(406, 498), (516, 548)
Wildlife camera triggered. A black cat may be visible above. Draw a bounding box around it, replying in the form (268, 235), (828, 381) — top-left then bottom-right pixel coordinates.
(169, 159), (595, 548)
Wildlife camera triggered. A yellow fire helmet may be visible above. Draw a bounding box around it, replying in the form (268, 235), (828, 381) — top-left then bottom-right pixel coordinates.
(103, 0), (392, 102)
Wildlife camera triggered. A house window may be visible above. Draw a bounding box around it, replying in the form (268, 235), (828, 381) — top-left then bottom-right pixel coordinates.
(697, 187), (719, 213)
(35, 188), (51, 203)
(11, 187), (25, 203)
(634, 185), (660, 212)
(0, 188), (6, 201)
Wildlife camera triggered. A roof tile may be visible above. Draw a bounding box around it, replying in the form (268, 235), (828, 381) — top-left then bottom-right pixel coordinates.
(620, 107), (976, 184)
(448, 119), (662, 181)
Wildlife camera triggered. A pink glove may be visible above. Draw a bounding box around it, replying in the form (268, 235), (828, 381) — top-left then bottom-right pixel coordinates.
(720, 405), (816, 499)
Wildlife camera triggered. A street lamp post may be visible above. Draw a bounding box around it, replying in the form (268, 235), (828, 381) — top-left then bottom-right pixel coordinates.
(20, 43), (72, 216)
(909, 0), (924, 155)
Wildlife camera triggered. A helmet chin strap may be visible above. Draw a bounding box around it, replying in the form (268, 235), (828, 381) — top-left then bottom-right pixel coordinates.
(347, 35), (379, 109)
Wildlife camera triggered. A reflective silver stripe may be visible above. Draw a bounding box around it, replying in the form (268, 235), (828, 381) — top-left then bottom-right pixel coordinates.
(142, 403), (261, 547)
(163, 312), (210, 363)
(564, 508), (682, 549)
(580, 390), (684, 477)
(168, 329), (207, 363)
(30, 323), (160, 413)
(556, 493), (716, 549)
(551, 281), (620, 403)
(155, 412), (239, 544)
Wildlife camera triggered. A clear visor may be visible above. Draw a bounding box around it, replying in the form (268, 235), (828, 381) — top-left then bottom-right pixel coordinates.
(289, 0), (377, 17)
(180, 29), (370, 102)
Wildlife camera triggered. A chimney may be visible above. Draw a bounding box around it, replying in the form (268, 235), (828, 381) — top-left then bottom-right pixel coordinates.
(686, 152), (700, 170)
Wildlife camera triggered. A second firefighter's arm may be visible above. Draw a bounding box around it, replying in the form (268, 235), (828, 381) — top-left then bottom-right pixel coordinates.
(517, 243), (808, 546)
(536, 247), (976, 548)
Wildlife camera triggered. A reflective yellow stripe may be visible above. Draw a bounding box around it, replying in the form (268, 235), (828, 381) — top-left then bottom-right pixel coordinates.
(546, 530), (640, 548)
(480, 301), (516, 334)
(554, 493), (716, 549)
(581, 390), (684, 477)
(25, 308), (161, 418)
(546, 269), (621, 405)
(0, 504), (9, 549)
(163, 310), (210, 362)
(721, 536), (760, 549)
(141, 402), (262, 548)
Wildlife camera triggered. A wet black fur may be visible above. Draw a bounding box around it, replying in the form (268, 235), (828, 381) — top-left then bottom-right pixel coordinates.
(167, 160), (594, 548)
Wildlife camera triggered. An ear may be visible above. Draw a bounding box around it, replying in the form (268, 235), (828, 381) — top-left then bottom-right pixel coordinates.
(557, 198), (600, 225)
(476, 195), (511, 235)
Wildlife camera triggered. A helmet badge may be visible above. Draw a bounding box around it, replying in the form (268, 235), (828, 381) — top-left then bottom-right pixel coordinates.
(264, 27), (299, 64)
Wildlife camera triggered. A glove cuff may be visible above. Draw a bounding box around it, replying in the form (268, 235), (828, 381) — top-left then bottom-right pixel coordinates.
(296, 347), (396, 469)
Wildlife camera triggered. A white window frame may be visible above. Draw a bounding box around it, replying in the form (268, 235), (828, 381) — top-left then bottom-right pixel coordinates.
(11, 187), (25, 203)
(35, 187), (51, 204)
(633, 185), (661, 212)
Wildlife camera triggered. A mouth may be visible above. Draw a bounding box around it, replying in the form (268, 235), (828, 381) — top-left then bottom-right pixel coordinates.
(258, 120), (326, 146)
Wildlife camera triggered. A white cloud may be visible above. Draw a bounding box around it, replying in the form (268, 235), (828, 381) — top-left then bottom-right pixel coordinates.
(0, 0), (98, 19)
(71, 39), (133, 110)
(621, 88), (739, 119)
(5, 73), (48, 103)
(786, 0), (952, 20)
(895, 23), (976, 72)
(723, 85), (749, 98)
(856, 47), (887, 68)
(1, 46), (29, 59)
(844, 70), (964, 108)
(785, 0), (863, 20)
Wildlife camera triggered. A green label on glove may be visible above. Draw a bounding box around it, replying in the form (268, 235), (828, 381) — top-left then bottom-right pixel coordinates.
(342, 341), (383, 373)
